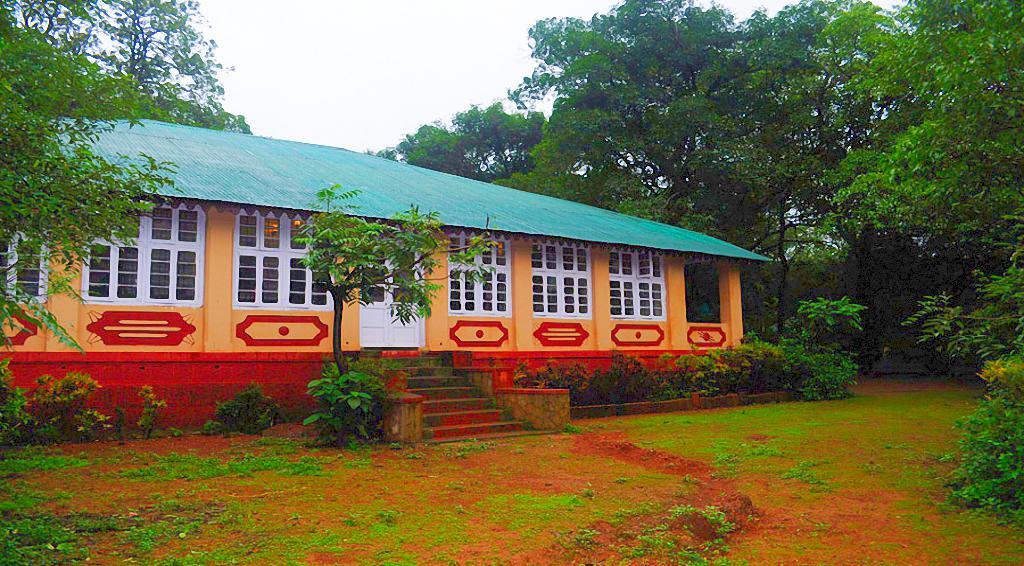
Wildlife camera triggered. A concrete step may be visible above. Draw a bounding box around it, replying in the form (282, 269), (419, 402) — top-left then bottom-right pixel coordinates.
(408, 386), (479, 400)
(426, 420), (524, 441)
(423, 409), (502, 428)
(407, 375), (469, 389)
(428, 429), (551, 444)
(359, 351), (447, 367)
(401, 366), (454, 377)
(422, 398), (492, 414)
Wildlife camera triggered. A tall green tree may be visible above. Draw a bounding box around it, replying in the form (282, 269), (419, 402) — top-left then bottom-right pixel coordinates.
(382, 103), (544, 183)
(5, 0), (249, 132)
(0, 13), (171, 347)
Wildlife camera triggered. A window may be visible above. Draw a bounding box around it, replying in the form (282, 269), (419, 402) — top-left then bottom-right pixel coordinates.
(531, 241), (591, 318)
(448, 233), (510, 316)
(1, 240), (47, 301)
(83, 205), (205, 305)
(234, 211), (329, 309)
(685, 262), (720, 323)
(609, 250), (665, 320)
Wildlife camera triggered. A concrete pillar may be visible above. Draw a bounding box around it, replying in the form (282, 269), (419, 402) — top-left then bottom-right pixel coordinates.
(511, 239), (534, 351)
(718, 261), (744, 346)
(203, 207), (235, 352)
(591, 247), (614, 350)
(666, 255), (688, 349)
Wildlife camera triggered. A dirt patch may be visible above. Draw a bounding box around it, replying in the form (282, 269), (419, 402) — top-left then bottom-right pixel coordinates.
(746, 433), (776, 442)
(572, 432), (712, 478)
(262, 423), (316, 439)
(559, 433), (760, 562)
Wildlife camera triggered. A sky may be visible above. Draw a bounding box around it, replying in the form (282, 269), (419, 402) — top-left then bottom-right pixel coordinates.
(200, 0), (897, 152)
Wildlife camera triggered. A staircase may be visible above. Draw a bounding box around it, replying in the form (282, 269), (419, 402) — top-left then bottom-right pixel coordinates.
(378, 352), (524, 442)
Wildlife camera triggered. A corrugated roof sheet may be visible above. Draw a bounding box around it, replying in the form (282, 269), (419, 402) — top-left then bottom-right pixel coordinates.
(93, 120), (768, 261)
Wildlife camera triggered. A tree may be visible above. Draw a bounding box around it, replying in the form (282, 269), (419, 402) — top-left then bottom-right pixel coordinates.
(298, 186), (493, 375)
(382, 103), (545, 182)
(0, 14), (172, 348)
(6, 0), (249, 132)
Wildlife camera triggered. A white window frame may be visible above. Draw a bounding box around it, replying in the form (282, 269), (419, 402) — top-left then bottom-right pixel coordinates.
(232, 210), (330, 310)
(447, 232), (512, 317)
(82, 204), (205, 306)
(1, 239), (48, 302)
(609, 249), (666, 321)
(531, 240), (592, 319)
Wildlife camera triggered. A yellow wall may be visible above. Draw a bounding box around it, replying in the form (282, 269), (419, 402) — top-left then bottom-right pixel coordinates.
(4, 202), (747, 353)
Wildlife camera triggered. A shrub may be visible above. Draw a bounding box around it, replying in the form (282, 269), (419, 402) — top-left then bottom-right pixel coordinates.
(30, 372), (108, 443)
(304, 362), (391, 444)
(777, 340), (857, 401)
(212, 385), (281, 435)
(515, 362), (593, 405)
(137, 386), (167, 439)
(0, 360), (33, 446)
(950, 358), (1024, 521)
(586, 353), (659, 405)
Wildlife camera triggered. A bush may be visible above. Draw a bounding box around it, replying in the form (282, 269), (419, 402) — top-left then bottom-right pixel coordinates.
(211, 385), (281, 435)
(950, 358), (1024, 521)
(30, 372), (108, 443)
(137, 386), (167, 439)
(776, 340), (857, 401)
(304, 363), (391, 444)
(0, 360), (33, 446)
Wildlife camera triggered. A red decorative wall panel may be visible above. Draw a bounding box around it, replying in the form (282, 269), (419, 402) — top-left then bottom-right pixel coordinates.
(86, 311), (196, 346)
(610, 324), (665, 347)
(4, 314), (38, 346)
(533, 322), (589, 347)
(235, 315), (329, 347)
(449, 320), (509, 347)
(687, 326), (727, 348)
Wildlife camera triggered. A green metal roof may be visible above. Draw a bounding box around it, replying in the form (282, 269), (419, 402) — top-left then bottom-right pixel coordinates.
(93, 120), (768, 261)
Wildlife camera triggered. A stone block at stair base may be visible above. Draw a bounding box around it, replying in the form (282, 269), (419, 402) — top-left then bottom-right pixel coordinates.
(494, 388), (570, 431)
(384, 392), (424, 443)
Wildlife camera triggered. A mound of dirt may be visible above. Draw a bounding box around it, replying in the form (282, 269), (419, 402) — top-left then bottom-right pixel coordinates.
(572, 432), (713, 478)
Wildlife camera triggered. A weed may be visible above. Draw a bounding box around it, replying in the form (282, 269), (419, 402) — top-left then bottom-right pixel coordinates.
(375, 509), (399, 526)
(0, 448), (90, 474)
(782, 460), (830, 490)
(613, 477), (630, 484)
(343, 456), (372, 469)
(563, 423), (583, 434)
(562, 527), (599, 549)
(443, 441), (495, 459)
(403, 451), (424, 460)
(580, 488), (595, 499)
(670, 505), (736, 538)
(120, 453), (324, 481)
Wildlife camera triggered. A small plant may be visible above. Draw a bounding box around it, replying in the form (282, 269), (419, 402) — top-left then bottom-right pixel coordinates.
(304, 362), (391, 444)
(30, 372), (109, 443)
(0, 359), (33, 446)
(137, 386), (166, 439)
(211, 385), (281, 435)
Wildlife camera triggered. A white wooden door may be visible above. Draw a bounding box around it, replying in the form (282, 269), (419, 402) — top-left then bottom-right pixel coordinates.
(359, 285), (422, 348)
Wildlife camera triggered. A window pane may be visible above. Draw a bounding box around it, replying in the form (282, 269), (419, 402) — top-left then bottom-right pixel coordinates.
(578, 279), (589, 314)
(263, 218), (280, 248)
(88, 245), (111, 297)
(262, 256), (279, 303)
(239, 215), (257, 247)
(531, 244), (542, 269)
(622, 281), (634, 315)
(621, 253), (633, 275)
(577, 248), (587, 271)
(544, 245), (556, 269)
(609, 280), (622, 316)
(289, 218), (306, 249)
(609, 252), (620, 275)
(494, 241), (507, 266)
(151, 208), (172, 240)
(312, 272), (329, 305)
(178, 209), (199, 242)
(176, 251), (197, 301)
(562, 246), (574, 271)
(289, 258), (306, 304)
(532, 275), (543, 313)
(546, 275), (557, 313)
(116, 247), (138, 298)
(685, 262), (721, 323)
(149, 248), (171, 299)
(16, 253), (42, 297)
(238, 255), (257, 302)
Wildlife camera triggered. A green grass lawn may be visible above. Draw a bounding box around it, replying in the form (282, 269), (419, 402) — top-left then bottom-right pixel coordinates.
(2, 380), (1022, 564)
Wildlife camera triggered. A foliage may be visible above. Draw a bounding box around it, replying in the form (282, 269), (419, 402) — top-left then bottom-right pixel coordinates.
(298, 185), (492, 374)
(950, 361), (1024, 522)
(303, 362), (391, 443)
(136, 386), (166, 439)
(0, 359), (33, 446)
(210, 384), (281, 435)
(29, 373), (108, 443)
(380, 102), (545, 182)
(796, 297), (867, 339)
(350, 356), (408, 390)
(0, 13), (172, 349)
(906, 236), (1024, 362)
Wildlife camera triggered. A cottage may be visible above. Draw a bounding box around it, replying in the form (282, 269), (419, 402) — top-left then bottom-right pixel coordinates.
(4, 120), (766, 431)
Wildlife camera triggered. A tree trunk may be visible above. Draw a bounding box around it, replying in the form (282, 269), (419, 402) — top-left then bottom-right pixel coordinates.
(330, 288), (348, 375)
(774, 202), (790, 336)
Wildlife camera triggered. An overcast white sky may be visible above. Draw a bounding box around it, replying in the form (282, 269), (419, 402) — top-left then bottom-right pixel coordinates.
(199, 0), (897, 152)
